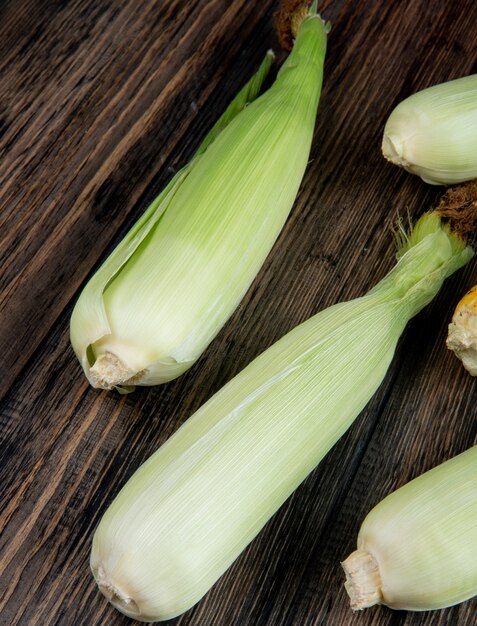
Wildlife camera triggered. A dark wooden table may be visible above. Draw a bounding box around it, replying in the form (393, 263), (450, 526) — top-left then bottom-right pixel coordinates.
(1, 1), (476, 624)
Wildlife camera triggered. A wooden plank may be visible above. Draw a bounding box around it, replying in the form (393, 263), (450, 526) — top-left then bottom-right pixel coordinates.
(1, 0), (476, 624)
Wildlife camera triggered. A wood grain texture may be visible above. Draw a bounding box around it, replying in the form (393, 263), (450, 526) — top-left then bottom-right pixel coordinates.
(0, 0), (476, 625)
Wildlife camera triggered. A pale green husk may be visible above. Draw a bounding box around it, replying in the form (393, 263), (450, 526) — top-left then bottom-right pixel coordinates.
(70, 11), (328, 392)
(91, 212), (472, 622)
(382, 74), (477, 185)
(343, 445), (477, 611)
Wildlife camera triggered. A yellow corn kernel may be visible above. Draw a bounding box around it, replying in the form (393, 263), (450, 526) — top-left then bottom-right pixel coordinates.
(447, 285), (477, 375)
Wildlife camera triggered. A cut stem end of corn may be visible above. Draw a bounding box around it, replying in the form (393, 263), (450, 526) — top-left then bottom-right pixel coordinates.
(94, 566), (141, 620)
(88, 352), (144, 390)
(342, 548), (383, 610)
(382, 133), (409, 168)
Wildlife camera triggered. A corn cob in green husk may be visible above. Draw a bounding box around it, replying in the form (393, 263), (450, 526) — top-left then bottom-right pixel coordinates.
(91, 209), (473, 622)
(343, 446), (477, 611)
(71, 3), (329, 391)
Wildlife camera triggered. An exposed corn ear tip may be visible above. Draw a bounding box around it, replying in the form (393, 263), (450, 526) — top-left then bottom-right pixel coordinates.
(343, 446), (477, 611)
(447, 285), (477, 375)
(382, 74), (477, 185)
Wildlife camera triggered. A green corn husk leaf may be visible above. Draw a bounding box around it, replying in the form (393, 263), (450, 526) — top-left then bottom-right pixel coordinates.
(382, 74), (477, 185)
(343, 445), (477, 611)
(91, 211), (472, 622)
(70, 9), (328, 392)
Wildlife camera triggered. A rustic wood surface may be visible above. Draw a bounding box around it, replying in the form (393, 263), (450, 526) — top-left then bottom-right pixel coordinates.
(1, 0), (476, 624)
